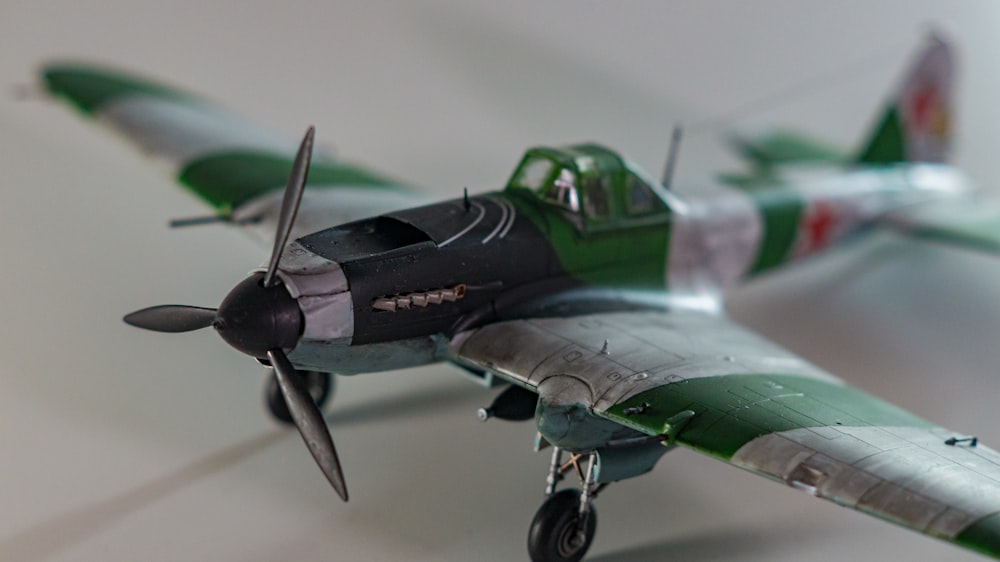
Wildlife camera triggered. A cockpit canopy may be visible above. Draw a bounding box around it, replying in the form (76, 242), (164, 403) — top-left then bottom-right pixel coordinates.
(505, 143), (672, 229)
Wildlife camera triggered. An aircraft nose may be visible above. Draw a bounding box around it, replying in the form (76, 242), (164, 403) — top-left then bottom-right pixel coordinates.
(215, 273), (302, 357)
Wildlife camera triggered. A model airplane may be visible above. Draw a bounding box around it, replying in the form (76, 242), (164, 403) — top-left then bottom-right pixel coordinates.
(41, 34), (1000, 561)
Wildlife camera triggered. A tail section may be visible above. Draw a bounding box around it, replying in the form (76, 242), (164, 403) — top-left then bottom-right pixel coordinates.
(856, 33), (955, 164)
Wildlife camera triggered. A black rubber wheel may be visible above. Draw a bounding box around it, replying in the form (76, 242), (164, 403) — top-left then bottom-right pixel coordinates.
(528, 489), (597, 562)
(265, 370), (334, 425)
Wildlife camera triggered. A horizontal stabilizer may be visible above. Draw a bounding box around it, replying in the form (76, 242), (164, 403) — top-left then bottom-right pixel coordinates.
(882, 196), (1000, 254)
(729, 129), (845, 168)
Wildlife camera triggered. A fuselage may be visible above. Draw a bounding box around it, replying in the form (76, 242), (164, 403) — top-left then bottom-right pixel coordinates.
(260, 145), (973, 377)
(669, 163), (971, 294)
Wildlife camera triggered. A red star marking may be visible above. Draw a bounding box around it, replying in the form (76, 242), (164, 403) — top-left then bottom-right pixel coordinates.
(801, 201), (837, 253)
(909, 85), (937, 131)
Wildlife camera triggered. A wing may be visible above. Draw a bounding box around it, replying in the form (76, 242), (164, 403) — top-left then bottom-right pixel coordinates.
(449, 308), (1000, 559)
(41, 63), (430, 243)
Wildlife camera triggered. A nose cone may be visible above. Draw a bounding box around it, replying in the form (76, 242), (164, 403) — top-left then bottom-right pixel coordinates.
(215, 273), (302, 357)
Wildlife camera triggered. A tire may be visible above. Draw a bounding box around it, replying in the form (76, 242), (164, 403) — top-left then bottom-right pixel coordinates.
(265, 370), (333, 425)
(527, 489), (597, 562)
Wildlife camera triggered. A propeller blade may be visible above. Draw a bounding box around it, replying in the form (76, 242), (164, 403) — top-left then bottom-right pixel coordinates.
(123, 305), (218, 333)
(267, 348), (348, 501)
(263, 126), (315, 288)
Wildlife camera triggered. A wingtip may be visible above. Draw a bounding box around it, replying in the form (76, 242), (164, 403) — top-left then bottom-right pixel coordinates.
(38, 61), (188, 114)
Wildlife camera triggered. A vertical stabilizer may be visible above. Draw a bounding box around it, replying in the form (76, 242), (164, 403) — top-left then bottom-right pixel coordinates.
(856, 33), (954, 164)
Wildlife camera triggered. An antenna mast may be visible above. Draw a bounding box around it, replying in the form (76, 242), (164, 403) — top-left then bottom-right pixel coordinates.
(661, 124), (683, 190)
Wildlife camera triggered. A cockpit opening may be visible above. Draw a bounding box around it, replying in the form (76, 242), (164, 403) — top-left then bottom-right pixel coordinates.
(505, 143), (673, 230)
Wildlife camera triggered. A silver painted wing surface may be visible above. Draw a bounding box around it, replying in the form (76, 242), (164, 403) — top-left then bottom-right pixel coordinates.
(41, 63), (429, 243)
(449, 309), (1000, 559)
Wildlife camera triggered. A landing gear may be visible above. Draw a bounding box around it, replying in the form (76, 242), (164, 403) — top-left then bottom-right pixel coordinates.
(528, 489), (597, 562)
(265, 370), (334, 424)
(528, 448), (601, 562)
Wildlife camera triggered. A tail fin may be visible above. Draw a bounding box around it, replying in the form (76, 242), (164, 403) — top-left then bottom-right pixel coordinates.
(856, 33), (955, 164)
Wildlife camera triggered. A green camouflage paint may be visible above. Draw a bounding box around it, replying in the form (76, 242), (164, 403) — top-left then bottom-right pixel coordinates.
(178, 151), (407, 212)
(902, 216), (1000, 254)
(500, 143), (674, 290)
(744, 185), (805, 274)
(42, 63), (414, 214)
(956, 512), (1000, 558)
(857, 106), (906, 164)
(43, 65), (185, 114)
(604, 374), (933, 460)
(507, 188), (671, 289)
(731, 129), (846, 167)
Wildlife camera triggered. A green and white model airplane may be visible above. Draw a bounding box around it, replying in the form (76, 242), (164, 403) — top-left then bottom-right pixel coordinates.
(40, 34), (1000, 561)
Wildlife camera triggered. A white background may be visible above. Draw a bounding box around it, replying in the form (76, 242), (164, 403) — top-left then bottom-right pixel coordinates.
(4, 2), (1000, 561)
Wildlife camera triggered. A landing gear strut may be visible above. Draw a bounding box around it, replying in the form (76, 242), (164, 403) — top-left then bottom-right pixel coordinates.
(265, 370), (333, 424)
(528, 447), (602, 562)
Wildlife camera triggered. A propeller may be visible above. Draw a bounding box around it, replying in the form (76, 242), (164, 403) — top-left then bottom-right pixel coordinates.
(269, 348), (347, 500)
(123, 126), (349, 501)
(124, 305), (217, 333)
(264, 126), (313, 287)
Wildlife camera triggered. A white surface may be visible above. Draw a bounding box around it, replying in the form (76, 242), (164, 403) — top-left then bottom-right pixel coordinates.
(4, 2), (1000, 561)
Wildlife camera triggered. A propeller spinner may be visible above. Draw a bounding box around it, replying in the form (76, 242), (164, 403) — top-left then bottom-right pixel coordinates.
(123, 127), (349, 501)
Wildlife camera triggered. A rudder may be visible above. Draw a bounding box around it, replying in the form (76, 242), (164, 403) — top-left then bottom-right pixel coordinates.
(856, 33), (954, 164)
